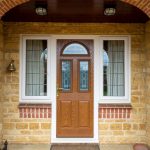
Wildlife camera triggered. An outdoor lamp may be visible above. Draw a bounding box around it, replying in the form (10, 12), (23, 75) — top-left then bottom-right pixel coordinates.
(35, 1), (47, 16)
(35, 6), (47, 16)
(104, 7), (116, 16)
(104, 3), (116, 16)
(7, 60), (16, 72)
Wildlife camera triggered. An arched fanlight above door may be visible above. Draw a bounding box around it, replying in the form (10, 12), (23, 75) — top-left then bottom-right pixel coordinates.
(62, 43), (88, 55)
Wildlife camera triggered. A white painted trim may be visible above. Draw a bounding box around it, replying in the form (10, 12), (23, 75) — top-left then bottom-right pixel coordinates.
(51, 35), (99, 143)
(99, 36), (131, 103)
(20, 35), (52, 103)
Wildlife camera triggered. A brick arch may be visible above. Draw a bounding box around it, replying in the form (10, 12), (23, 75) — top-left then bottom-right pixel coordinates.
(121, 0), (150, 17)
(0, 0), (150, 19)
(0, 0), (30, 18)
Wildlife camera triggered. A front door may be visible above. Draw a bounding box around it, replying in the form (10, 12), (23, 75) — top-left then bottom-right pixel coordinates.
(57, 39), (93, 137)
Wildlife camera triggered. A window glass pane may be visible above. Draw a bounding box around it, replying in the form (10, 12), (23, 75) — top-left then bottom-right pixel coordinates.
(80, 61), (89, 91)
(25, 40), (47, 96)
(103, 40), (125, 96)
(63, 43), (88, 54)
(62, 61), (71, 90)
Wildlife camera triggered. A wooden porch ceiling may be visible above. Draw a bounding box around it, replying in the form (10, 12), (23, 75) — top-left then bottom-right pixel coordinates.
(2, 0), (149, 23)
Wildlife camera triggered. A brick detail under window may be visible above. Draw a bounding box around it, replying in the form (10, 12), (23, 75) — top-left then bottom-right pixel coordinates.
(99, 104), (132, 119)
(19, 104), (132, 119)
(19, 104), (51, 118)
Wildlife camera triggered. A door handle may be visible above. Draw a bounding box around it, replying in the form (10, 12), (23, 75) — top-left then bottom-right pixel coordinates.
(57, 86), (63, 97)
(57, 87), (63, 90)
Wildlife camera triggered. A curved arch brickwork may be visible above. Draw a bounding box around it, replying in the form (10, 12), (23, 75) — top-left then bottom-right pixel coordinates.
(0, 0), (150, 18)
(0, 0), (29, 18)
(121, 0), (150, 17)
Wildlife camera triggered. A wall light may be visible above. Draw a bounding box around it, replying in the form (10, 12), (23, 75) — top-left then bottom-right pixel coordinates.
(35, 7), (47, 16)
(7, 60), (16, 72)
(104, 7), (116, 16)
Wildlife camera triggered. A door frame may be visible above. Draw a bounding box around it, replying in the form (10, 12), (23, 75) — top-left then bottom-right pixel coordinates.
(51, 35), (99, 143)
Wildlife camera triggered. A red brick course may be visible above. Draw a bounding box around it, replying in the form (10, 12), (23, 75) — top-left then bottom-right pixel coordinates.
(99, 104), (132, 119)
(19, 104), (51, 119)
(0, 0), (150, 18)
(19, 104), (132, 119)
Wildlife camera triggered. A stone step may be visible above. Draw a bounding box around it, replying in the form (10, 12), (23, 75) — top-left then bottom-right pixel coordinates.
(50, 143), (100, 150)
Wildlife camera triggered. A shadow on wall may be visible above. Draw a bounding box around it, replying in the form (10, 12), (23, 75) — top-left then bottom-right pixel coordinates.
(0, 140), (8, 150)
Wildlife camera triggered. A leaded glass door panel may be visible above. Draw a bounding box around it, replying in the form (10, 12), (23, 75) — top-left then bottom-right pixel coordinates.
(57, 39), (94, 137)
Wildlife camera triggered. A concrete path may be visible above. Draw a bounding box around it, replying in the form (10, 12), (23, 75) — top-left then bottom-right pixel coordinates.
(5, 144), (134, 150)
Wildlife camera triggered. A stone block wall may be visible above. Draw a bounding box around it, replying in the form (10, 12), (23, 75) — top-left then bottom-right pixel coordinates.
(145, 21), (150, 146)
(0, 21), (4, 144)
(1, 22), (147, 144)
(99, 27), (147, 143)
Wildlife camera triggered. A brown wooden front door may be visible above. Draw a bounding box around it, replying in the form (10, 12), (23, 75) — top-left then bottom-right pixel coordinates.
(57, 39), (93, 137)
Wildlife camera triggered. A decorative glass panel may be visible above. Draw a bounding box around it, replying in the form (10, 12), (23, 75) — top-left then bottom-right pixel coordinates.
(103, 40), (125, 96)
(80, 61), (89, 91)
(25, 40), (47, 96)
(62, 61), (71, 90)
(63, 43), (88, 54)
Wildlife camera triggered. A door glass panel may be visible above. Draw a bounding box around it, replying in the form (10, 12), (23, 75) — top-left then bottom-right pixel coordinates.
(62, 61), (71, 91)
(80, 61), (89, 91)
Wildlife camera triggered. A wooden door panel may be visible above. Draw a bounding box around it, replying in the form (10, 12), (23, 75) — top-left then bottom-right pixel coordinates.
(79, 101), (89, 127)
(60, 101), (72, 127)
(57, 39), (93, 137)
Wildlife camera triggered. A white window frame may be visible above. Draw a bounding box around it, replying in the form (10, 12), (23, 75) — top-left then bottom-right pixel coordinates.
(99, 36), (131, 104)
(20, 35), (51, 103)
(20, 35), (130, 105)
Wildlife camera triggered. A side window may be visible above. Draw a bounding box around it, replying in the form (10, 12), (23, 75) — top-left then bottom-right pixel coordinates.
(22, 38), (50, 100)
(25, 40), (47, 96)
(103, 40), (125, 96)
(101, 37), (130, 102)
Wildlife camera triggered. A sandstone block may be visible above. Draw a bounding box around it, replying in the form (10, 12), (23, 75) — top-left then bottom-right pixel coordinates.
(29, 123), (39, 130)
(123, 123), (131, 130)
(110, 124), (122, 130)
(99, 124), (109, 130)
(3, 123), (15, 129)
(16, 123), (28, 129)
(41, 123), (51, 129)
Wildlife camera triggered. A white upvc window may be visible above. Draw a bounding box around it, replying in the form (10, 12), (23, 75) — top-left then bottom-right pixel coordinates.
(99, 36), (130, 103)
(20, 36), (51, 103)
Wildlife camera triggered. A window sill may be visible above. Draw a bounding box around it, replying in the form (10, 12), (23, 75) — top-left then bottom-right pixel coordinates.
(19, 100), (52, 104)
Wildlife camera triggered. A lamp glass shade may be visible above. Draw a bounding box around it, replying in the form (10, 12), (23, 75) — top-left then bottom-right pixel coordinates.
(35, 7), (47, 16)
(104, 8), (116, 16)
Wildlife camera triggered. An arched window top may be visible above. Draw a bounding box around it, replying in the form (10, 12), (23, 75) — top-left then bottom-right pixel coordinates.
(63, 43), (88, 55)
